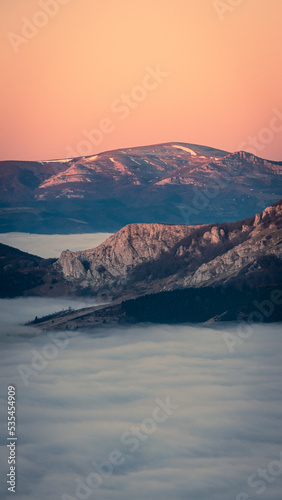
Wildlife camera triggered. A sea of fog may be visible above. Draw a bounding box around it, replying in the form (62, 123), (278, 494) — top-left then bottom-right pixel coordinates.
(0, 233), (113, 258)
(0, 297), (282, 500)
(1, 233), (282, 499)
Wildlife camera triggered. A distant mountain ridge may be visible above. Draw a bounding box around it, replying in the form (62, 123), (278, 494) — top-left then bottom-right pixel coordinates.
(0, 142), (281, 233)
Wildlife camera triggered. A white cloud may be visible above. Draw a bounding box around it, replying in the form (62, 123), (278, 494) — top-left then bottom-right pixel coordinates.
(0, 299), (282, 500)
(0, 233), (112, 258)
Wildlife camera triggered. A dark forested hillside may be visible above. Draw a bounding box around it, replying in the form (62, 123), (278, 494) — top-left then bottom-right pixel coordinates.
(121, 285), (282, 324)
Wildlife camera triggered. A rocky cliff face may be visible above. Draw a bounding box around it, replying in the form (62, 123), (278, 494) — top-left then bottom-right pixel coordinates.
(185, 202), (282, 287)
(1, 200), (281, 300)
(54, 223), (199, 290)
(54, 200), (282, 297)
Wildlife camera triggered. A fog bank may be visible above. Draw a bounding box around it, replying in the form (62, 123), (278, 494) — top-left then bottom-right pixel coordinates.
(0, 298), (281, 500)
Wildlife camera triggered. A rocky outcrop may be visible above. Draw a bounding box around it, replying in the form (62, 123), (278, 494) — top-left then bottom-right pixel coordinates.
(184, 201), (282, 287)
(1, 200), (281, 300)
(54, 223), (199, 290)
(54, 200), (282, 297)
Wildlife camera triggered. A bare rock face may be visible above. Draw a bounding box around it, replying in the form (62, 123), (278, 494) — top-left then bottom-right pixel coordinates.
(54, 223), (198, 290)
(57, 250), (87, 280)
(184, 202), (282, 287)
(54, 200), (282, 296)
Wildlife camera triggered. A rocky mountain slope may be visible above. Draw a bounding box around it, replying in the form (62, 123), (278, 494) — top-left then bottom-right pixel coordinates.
(1, 200), (282, 305)
(1, 143), (281, 233)
(54, 200), (282, 300)
(30, 200), (282, 330)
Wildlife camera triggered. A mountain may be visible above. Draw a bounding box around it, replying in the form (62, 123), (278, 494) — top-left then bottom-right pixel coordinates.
(0, 243), (67, 298)
(28, 200), (282, 330)
(1, 143), (281, 233)
(54, 200), (282, 299)
(2, 199), (281, 308)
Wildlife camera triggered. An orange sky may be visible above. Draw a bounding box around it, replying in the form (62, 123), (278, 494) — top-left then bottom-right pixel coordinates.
(1, 0), (282, 161)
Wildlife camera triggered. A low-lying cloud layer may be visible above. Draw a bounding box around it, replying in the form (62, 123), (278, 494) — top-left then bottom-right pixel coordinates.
(0, 233), (112, 258)
(0, 298), (282, 500)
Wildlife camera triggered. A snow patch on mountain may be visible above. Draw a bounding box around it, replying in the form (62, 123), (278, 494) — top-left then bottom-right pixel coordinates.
(39, 164), (93, 188)
(84, 155), (98, 162)
(172, 145), (197, 156)
(44, 158), (73, 163)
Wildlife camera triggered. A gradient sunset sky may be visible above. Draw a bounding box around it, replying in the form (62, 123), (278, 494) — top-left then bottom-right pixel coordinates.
(1, 0), (282, 161)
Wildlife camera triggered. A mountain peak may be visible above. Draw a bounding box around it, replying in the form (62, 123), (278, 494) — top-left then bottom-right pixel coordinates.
(1, 142), (281, 233)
